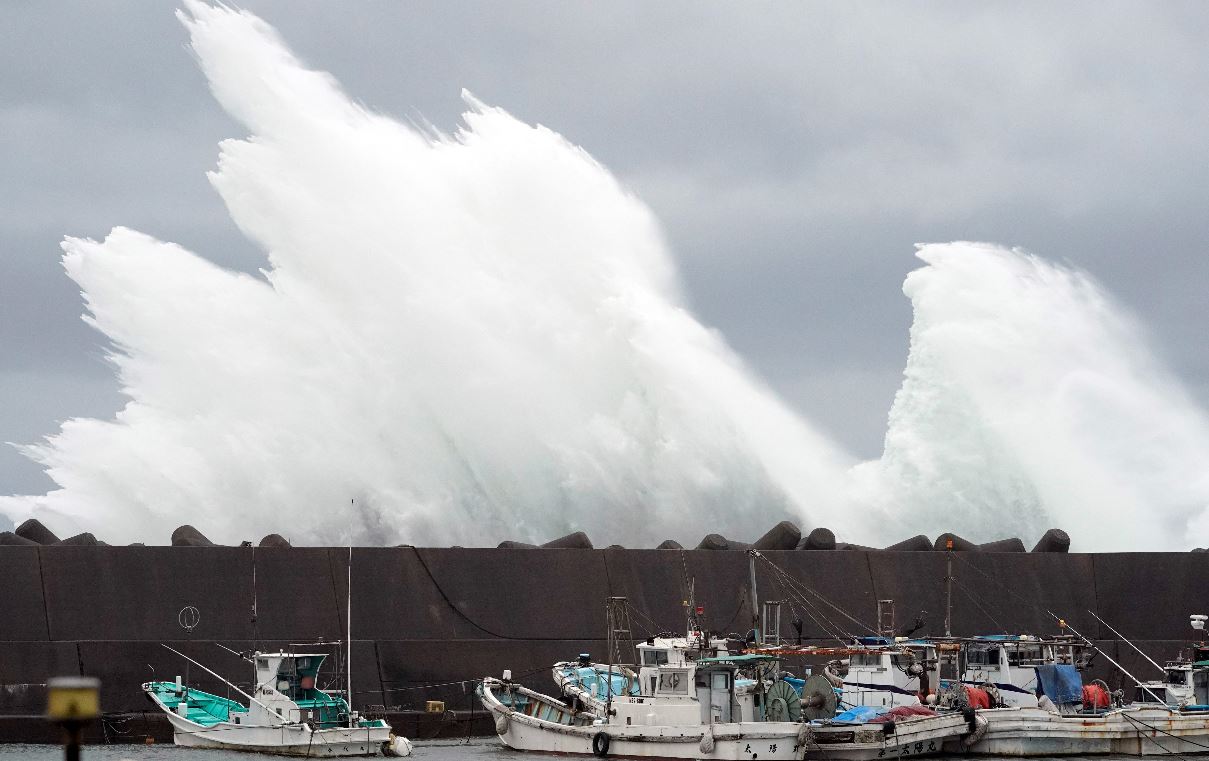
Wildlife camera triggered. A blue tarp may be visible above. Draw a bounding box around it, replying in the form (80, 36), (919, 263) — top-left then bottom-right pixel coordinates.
(782, 676), (805, 697)
(1036, 664), (1083, 704)
(829, 705), (889, 724)
(560, 666), (639, 699)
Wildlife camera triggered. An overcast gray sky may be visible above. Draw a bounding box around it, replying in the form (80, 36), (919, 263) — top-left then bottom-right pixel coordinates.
(2, 1), (1207, 502)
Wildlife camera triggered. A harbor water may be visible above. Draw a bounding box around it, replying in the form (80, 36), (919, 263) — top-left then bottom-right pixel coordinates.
(0, 740), (1154, 761)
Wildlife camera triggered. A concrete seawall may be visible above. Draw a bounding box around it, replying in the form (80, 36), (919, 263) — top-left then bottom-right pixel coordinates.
(0, 546), (1204, 741)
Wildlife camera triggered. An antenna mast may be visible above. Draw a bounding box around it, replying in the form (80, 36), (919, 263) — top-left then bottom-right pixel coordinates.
(944, 538), (953, 637)
(347, 540), (354, 726)
(748, 550), (761, 645)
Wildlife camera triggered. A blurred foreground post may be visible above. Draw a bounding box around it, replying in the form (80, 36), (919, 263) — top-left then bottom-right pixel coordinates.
(46, 676), (100, 761)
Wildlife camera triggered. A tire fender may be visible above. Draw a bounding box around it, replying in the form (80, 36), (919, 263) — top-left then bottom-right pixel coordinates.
(593, 731), (611, 757)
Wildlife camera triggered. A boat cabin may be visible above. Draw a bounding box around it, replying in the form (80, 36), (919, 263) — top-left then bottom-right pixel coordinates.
(610, 653), (780, 728)
(841, 637), (938, 708)
(1133, 618), (1209, 706)
(635, 632), (731, 699)
(949, 634), (1082, 708)
(251, 650), (351, 727)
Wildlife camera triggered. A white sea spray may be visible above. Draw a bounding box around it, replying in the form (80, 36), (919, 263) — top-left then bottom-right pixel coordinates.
(4, 3), (1208, 550)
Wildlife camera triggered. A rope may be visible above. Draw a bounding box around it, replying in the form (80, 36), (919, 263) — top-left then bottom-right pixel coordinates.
(755, 554), (877, 636)
(408, 548), (518, 639)
(1123, 711), (1209, 756)
(381, 663), (551, 696)
(755, 555), (871, 642)
(951, 576), (1009, 634)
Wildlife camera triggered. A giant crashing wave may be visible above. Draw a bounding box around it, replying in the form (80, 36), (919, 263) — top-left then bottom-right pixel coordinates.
(2, 2), (1208, 550)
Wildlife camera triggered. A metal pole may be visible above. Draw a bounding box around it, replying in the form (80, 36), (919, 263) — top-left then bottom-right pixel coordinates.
(1059, 621), (1168, 705)
(64, 722), (81, 761)
(749, 550), (760, 645)
(347, 544), (354, 725)
(944, 542), (953, 637)
(1088, 610), (1166, 675)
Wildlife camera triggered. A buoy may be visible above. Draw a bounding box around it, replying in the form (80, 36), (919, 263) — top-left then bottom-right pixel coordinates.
(382, 733), (413, 757)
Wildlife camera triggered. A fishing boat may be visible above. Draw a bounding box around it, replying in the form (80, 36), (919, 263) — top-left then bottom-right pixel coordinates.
(143, 647), (405, 756)
(483, 651), (972, 761)
(142, 550), (410, 757)
(933, 623), (1209, 755)
(1131, 615), (1209, 708)
(493, 583), (973, 760)
(940, 683), (1209, 756)
(554, 619), (731, 713)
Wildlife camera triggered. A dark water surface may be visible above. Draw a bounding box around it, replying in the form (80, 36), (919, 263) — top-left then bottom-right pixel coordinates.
(0, 741), (1143, 761)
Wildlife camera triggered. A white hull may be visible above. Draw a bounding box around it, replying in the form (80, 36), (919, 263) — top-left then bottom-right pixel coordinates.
(810, 713), (971, 761)
(496, 706), (809, 760)
(482, 678), (969, 761)
(158, 698), (390, 756)
(947, 706), (1209, 757)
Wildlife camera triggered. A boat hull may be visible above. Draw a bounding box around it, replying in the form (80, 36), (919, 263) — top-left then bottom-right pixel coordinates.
(945, 706), (1209, 757)
(147, 687), (390, 757)
(482, 678), (967, 761)
(497, 710), (807, 760)
(810, 713), (971, 761)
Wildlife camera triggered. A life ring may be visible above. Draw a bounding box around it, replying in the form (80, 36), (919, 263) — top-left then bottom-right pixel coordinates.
(592, 731), (611, 757)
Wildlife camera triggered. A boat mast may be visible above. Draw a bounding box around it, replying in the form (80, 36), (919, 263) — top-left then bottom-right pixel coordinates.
(347, 542), (354, 726)
(749, 550), (761, 645)
(944, 538), (953, 637)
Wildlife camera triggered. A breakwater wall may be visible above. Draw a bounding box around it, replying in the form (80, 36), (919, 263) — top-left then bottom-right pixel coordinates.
(0, 545), (1205, 742)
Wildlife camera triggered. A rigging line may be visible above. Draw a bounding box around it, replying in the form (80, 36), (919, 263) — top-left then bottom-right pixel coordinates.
(948, 551), (1066, 624)
(950, 577), (1010, 634)
(758, 558), (872, 637)
(623, 600), (675, 638)
(759, 569), (850, 644)
(781, 586), (850, 646)
(757, 555), (875, 635)
(380, 664), (552, 695)
(1121, 712), (1201, 759)
(407, 547), (518, 640)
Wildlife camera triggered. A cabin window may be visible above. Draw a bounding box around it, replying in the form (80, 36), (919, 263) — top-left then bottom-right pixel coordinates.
(1007, 646), (1042, 666)
(642, 650), (669, 666)
(711, 673), (729, 691)
(850, 654), (881, 667)
(1167, 671), (1186, 685)
(257, 658), (268, 670)
(657, 670), (689, 694)
(967, 648), (999, 666)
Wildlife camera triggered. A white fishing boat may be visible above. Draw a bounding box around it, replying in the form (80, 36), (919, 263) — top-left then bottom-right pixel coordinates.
(554, 624), (731, 713)
(943, 703), (1209, 756)
(490, 586), (973, 760)
(484, 653), (972, 761)
(1131, 614), (1209, 708)
(143, 648), (405, 756)
(938, 629), (1209, 755)
(142, 551), (410, 757)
